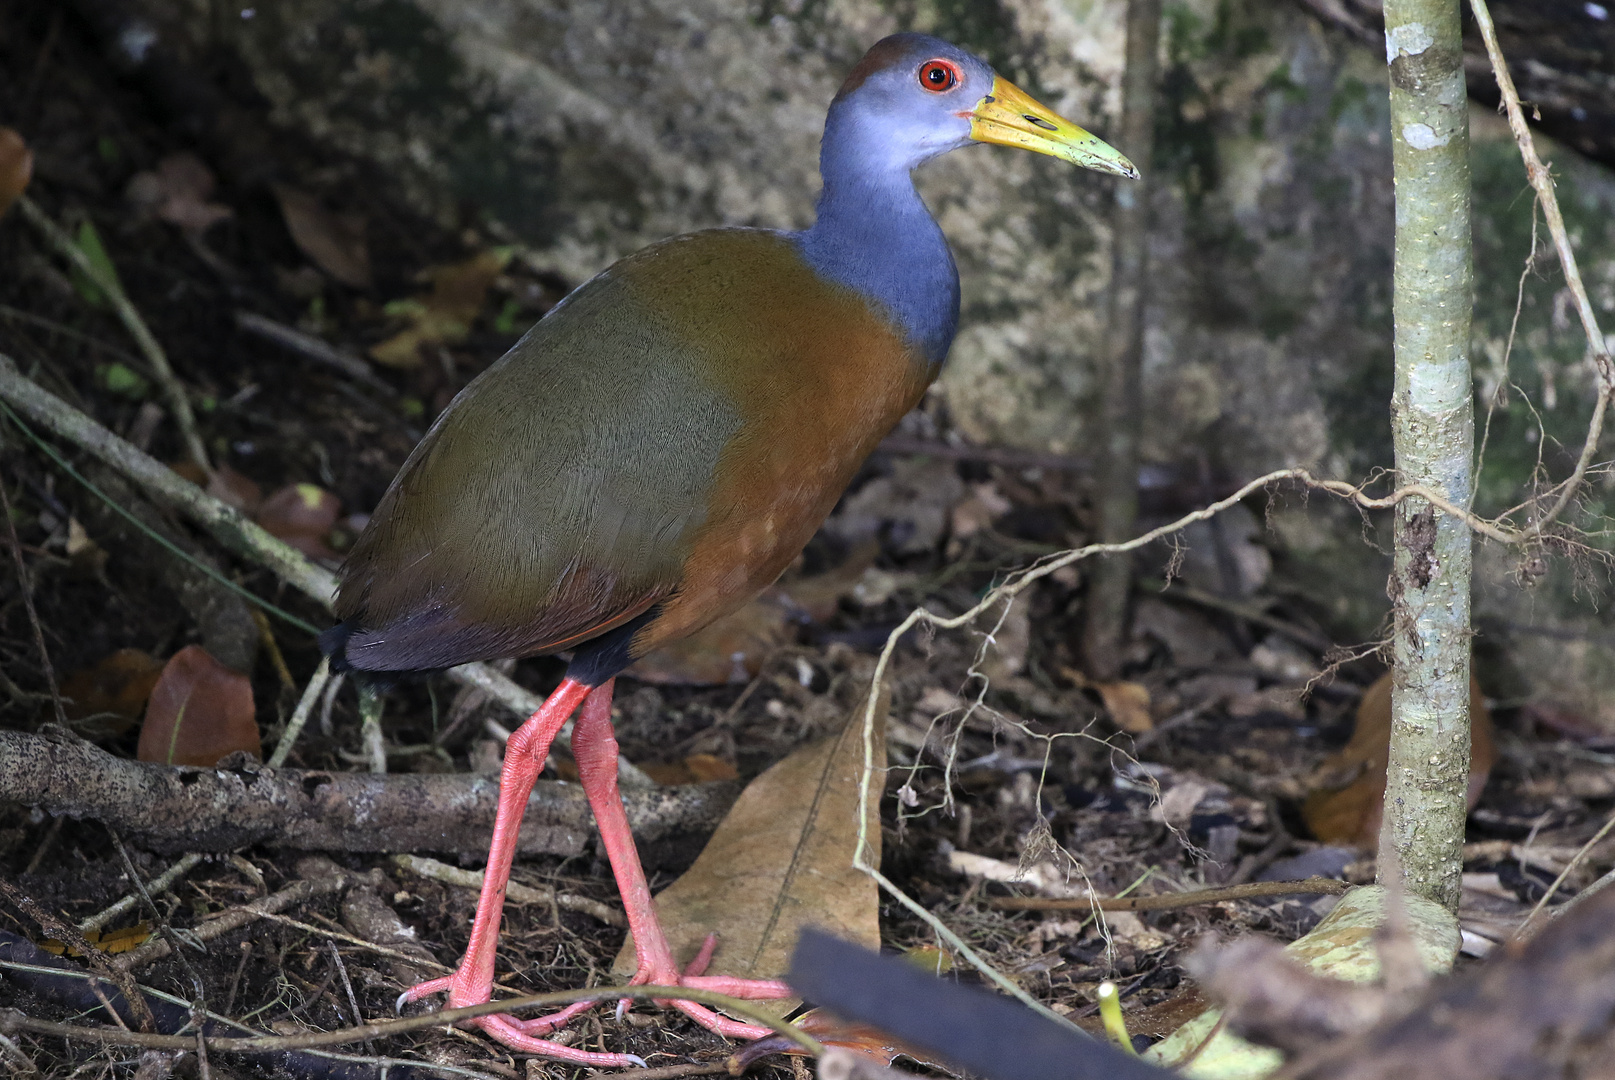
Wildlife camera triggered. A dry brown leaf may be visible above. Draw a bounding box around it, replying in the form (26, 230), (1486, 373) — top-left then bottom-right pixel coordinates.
(0, 127), (34, 218)
(636, 753), (741, 786)
(612, 687), (887, 1016)
(126, 153), (232, 236)
(60, 648), (165, 731)
(39, 922), (153, 958)
(1098, 679), (1153, 733)
(271, 182), (371, 288)
(1303, 671), (1493, 847)
(137, 645), (260, 767)
(255, 482), (341, 561)
(369, 249), (511, 368)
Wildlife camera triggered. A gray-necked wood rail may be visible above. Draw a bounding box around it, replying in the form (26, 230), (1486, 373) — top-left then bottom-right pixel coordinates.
(322, 33), (1135, 1065)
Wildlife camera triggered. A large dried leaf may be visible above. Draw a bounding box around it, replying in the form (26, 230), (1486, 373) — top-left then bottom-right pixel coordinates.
(0, 127), (33, 218)
(1303, 671), (1493, 847)
(612, 686), (887, 1016)
(271, 183), (371, 288)
(137, 645), (260, 767)
(369, 249), (511, 368)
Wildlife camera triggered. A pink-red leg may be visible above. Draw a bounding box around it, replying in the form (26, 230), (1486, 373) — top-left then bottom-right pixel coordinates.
(569, 680), (792, 1040)
(403, 676), (794, 1062)
(398, 678), (645, 1067)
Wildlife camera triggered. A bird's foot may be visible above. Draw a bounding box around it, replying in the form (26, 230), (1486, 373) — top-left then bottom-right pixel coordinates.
(609, 933), (796, 1041)
(397, 973), (647, 1067)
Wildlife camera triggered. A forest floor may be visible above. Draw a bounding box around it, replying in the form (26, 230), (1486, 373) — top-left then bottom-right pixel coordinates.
(3, 6), (1615, 1080)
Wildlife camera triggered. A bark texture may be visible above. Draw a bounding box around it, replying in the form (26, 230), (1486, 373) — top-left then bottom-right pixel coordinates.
(0, 727), (736, 856)
(1080, 0), (1161, 681)
(1378, 0), (1475, 910)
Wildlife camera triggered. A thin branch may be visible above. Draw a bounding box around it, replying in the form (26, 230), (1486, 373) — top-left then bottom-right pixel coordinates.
(15, 196), (211, 471)
(988, 876), (1350, 912)
(79, 853), (206, 934)
(1514, 806), (1615, 941)
(0, 983), (824, 1057)
(1469, 0), (1614, 536)
(0, 468), (64, 724)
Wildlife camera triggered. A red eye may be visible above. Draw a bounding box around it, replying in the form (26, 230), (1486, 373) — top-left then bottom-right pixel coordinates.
(918, 59), (961, 92)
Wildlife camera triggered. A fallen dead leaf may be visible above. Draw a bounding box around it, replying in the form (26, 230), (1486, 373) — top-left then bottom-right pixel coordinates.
(255, 483), (341, 561)
(369, 249), (511, 368)
(126, 153), (232, 237)
(612, 686), (887, 1016)
(636, 753), (740, 786)
(60, 648), (165, 731)
(39, 922), (152, 957)
(137, 645), (260, 767)
(271, 183), (371, 289)
(0, 127), (33, 218)
(1303, 670), (1493, 847)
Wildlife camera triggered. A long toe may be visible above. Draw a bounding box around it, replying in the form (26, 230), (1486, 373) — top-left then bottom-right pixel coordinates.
(474, 1015), (646, 1067)
(666, 999), (773, 1041)
(680, 974), (794, 999)
(397, 976), (454, 1010)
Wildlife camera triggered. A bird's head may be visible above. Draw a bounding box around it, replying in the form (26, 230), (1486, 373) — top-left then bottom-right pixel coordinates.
(828, 33), (1138, 180)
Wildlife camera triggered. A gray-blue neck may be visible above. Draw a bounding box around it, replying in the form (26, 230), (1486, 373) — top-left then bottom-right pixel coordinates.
(793, 107), (961, 369)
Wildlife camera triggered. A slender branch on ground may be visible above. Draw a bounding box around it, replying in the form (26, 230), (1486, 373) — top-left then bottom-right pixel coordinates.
(79, 853), (206, 934)
(1515, 806), (1615, 940)
(0, 728), (736, 865)
(1469, 0), (1614, 537)
(988, 876), (1351, 912)
(0, 466), (65, 725)
(15, 195), (211, 472)
(0, 984), (825, 1057)
(391, 854), (625, 926)
(268, 657), (330, 769)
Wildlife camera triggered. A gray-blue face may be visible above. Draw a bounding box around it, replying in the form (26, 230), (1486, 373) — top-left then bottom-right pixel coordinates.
(829, 34), (997, 171)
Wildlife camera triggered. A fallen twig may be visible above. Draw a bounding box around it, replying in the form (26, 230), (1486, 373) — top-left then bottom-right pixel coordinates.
(0, 982), (823, 1057)
(16, 195), (211, 471)
(116, 856), (375, 971)
(1514, 805), (1615, 940)
(391, 854), (625, 926)
(234, 310), (395, 394)
(988, 876), (1351, 912)
(0, 727), (736, 861)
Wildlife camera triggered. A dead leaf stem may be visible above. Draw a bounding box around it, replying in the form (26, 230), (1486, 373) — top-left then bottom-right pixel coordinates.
(989, 877), (1351, 912)
(16, 195), (210, 472)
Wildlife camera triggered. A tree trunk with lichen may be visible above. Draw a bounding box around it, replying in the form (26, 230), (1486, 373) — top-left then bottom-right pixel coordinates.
(1081, 0), (1160, 681)
(1379, 0), (1474, 911)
